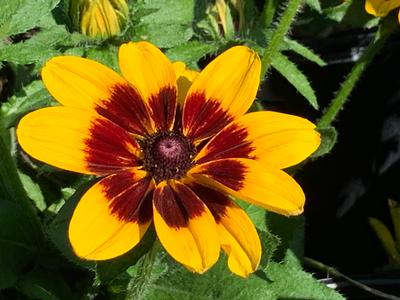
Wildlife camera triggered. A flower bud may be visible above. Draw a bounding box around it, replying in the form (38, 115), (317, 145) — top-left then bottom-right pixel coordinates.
(70, 0), (129, 38)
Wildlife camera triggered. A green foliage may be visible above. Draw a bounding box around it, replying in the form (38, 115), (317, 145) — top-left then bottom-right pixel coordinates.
(271, 52), (319, 109)
(0, 80), (53, 129)
(15, 266), (74, 300)
(0, 0), (60, 38)
(0, 26), (68, 66)
(305, 0), (322, 12)
(114, 203), (343, 300)
(0, 199), (38, 289)
(283, 38), (327, 66)
(128, 0), (195, 48)
(313, 126), (338, 157)
(165, 41), (219, 68)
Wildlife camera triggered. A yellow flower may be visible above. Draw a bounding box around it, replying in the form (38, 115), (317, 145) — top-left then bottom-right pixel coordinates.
(70, 0), (129, 38)
(16, 42), (320, 277)
(365, 0), (400, 21)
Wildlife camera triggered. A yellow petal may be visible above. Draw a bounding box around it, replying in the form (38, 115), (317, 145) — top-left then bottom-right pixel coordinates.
(172, 61), (186, 78)
(69, 169), (153, 260)
(42, 56), (152, 135)
(188, 183), (261, 277)
(189, 158), (305, 216)
(195, 111), (320, 169)
(17, 107), (140, 175)
(152, 181), (220, 273)
(218, 203), (261, 277)
(182, 46), (261, 141)
(119, 41), (177, 130)
(177, 69), (199, 106)
(365, 0), (400, 17)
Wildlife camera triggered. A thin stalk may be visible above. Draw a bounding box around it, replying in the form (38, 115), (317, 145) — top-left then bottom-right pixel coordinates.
(0, 129), (44, 244)
(125, 242), (158, 300)
(317, 21), (395, 129)
(304, 257), (400, 300)
(260, 0), (303, 79)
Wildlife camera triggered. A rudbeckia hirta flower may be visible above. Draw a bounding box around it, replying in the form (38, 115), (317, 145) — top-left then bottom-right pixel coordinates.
(17, 41), (320, 277)
(70, 0), (129, 38)
(365, 0), (400, 21)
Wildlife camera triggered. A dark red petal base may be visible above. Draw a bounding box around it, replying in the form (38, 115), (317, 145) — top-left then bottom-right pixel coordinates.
(183, 92), (233, 141)
(85, 118), (139, 174)
(148, 86), (177, 131)
(153, 183), (205, 228)
(101, 171), (153, 223)
(96, 83), (152, 136)
(195, 159), (247, 191)
(196, 123), (255, 164)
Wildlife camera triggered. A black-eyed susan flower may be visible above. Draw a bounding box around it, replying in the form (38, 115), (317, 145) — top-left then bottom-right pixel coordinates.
(70, 0), (129, 38)
(365, 0), (400, 22)
(16, 42), (320, 277)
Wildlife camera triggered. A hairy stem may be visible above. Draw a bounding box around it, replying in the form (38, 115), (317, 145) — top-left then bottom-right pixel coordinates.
(125, 242), (158, 300)
(304, 257), (400, 300)
(260, 0), (303, 79)
(317, 20), (395, 128)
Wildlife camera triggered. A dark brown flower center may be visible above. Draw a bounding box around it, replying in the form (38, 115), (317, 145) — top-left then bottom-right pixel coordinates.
(140, 131), (197, 183)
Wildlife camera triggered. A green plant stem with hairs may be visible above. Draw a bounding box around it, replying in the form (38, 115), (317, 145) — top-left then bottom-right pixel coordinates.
(260, 0), (303, 79)
(318, 19), (396, 129)
(125, 241), (159, 300)
(304, 257), (400, 300)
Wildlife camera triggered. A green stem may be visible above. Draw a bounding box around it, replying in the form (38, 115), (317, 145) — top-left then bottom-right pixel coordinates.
(260, 0), (303, 79)
(0, 128), (44, 244)
(125, 242), (158, 300)
(304, 257), (400, 300)
(317, 21), (394, 129)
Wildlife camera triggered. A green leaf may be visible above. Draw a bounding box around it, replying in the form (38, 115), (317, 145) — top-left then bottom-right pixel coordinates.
(18, 171), (46, 212)
(131, 0), (195, 48)
(0, 80), (53, 129)
(223, 3), (235, 40)
(312, 126), (338, 157)
(305, 0), (322, 12)
(271, 52), (319, 109)
(124, 250), (344, 300)
(134, 24), (193, 48)
(368, 217), (400, 264)
(0, 0), (60, 37)
(140, 0), (194, 25)
(283, 38), (327, 66)
(131, 253), (276, 300)
(260, 0), (278, 30)
(165, 41), (219, 68)
(0, 199), (38, 289)
(322, 0), (375, 28)
(322, 1), (352, 22)
(85, 46), (119, 72)
(264, 261), (345, 299)
(16, 265), (74, 300)
(266, 213), (305, 268)
(0, 25), (68, 67)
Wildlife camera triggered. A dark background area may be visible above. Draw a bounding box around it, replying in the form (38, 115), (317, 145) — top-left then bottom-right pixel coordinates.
(263, 28), (400, 276)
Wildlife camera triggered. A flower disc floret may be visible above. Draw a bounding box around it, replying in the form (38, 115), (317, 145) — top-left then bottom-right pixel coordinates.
(140, 131), (197, 183)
